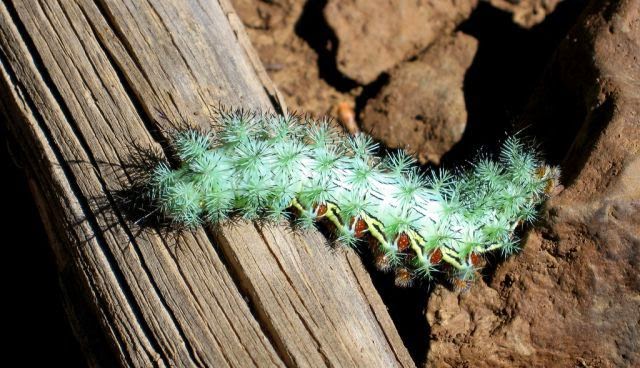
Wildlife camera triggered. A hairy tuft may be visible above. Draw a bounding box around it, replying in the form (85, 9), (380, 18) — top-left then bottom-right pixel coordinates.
(147, 109), (558, 287)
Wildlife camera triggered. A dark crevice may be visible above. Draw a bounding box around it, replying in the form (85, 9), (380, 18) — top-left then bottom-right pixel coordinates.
(441, 0), (587, 166)
(263, 85), (286, 115)
(358, 243), (431, 364)
(354, 72), (389, 124)
(561, 96), (615, 186)
(295, 0), (358, 92)
(343, 257), (414, 367)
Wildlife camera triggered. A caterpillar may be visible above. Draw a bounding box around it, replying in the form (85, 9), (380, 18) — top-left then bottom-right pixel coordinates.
(146, 109), (559, 288)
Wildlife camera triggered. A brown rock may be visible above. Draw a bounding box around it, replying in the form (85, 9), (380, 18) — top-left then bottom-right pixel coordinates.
(489, 0), (563, 28)
(231, 0), (353, 116)
(360, 32), (477, 164)
(427, 1), (639, 367)
(324, 0), (477, 84)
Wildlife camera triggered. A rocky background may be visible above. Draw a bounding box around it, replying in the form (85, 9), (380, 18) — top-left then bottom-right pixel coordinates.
(231, 0), (639, 367)
(4, 0), (636, 367)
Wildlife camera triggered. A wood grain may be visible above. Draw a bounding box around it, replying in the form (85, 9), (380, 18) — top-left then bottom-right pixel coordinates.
(0, 1), (414, 367)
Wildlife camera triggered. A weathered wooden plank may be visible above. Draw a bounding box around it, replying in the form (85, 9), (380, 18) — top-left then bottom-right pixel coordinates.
(0, 0), (414, 367)
(0, 1), (282, 366)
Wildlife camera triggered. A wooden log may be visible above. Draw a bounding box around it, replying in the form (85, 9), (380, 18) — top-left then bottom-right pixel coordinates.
(0, 1), (415, 367)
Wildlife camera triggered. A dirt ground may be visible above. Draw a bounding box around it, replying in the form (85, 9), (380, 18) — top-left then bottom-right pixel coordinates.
(231, 0), (639, 366)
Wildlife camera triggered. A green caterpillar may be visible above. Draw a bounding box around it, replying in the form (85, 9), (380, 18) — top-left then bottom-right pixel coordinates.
(147, 109), (559, 287)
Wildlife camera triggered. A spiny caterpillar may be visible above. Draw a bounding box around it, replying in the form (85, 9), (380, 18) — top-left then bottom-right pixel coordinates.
(147, 109), (559, 288)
